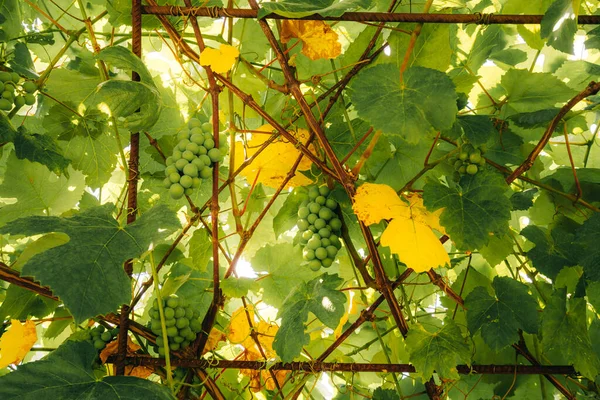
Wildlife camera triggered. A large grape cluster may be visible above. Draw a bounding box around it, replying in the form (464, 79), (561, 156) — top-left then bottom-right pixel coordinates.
(0, 72), (37, 112)
(163, 118), (225, 200)
(148, 295), (203, 356)
(449, 137), (486, 180)
(297, 186), (343, 271)
(88, 325), (119, 351)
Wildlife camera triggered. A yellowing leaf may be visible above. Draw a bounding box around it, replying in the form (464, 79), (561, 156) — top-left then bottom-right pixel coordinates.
(281, 20), (342, 60)
(234, 125), (314, 188)
(381, 218), (450, 273)
(404, 193), (447, 235)
(200, 44), (239, 74)
(352, 183), (404, 225)
(227, 306), (254, 344)
(203, 328), (226, 355)
(0, 319), (37, 368)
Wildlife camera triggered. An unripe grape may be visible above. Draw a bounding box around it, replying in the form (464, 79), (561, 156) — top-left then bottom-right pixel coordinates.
(318, 208), (332, 220)
(329, 218), (342, 231)
(190, 319), (202, 333)
(301, 230), (313, 241)
(182, 150), (195, 161)
(183, 163), (198, 178)
(318, 186), (330, 196)
(307, 214), (317, 224)
(192, 177), (201, 188)
(308, 189), (319, 200)
(315, 196), (326, 205)
(0, 99), (12, 110)
(10, 72), (20, 83)
(173, 335), (185, 344)
(175, 158), (188, 171)
(297, 219), (309, 231)
(315, 247), (328, 260)
(180, 175), (193, 188)
(199, 154), (212, 166)
(199, 167), (212, 179)
(322, 258), (333, 268)
(318, 227), (331, 238)
(172, 150), (182, 160)
(180, 327), (192, 338)
(167, 326), (178, 337)
(178, 139), (190, 151)
(469, 152), (481, 164)
(165, 318), (176, 327)
(307, 238), (321, 250)
(186, 142), (200, 154)
(169, 172), (181, 183)
(198, 146), (208, 155)
(308, 203), (321, 214)
(0, 72), (11, 82)
(202, 122), (212, 132)
(192, 158), (205, 170)
(321, 238), (331, 247)
(308, 260), (321, 271)
(14, 95), (25, 107)
(167, 297), (179, 308)
(177, 131), (189, 141)
(174, 307), (185, 318)
(188, 118), (202, 128)
(298, 207), (309, 219)
(163, 178), (172, 189)
(22, 80), (37, 93)
(314, 219), (326, 230)
(458, 165), (467, 174)
(204, 138), (215, 149)
(2, 91), (12, 100)
(466, 164), (478, 175)
(101, 331), (112, 342)
(190, 133), (204, 145)
(326, 246), (338, 258)
(165, 165), (178, 176)
(185, 188), (193, 196)
(208, 148), (222, 162)
(325, 199), (337, 210)
(176, 318), (189, 329)
(158, 347), (166, 356)
(170, 183), (185, 199)
(478, 158), (486, 167)
(94, 340), (106, 350)
(303, 249), (315, 260)
(458, 152), (469, 161)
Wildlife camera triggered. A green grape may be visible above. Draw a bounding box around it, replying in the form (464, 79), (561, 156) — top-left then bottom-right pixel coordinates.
(14, 95), (25, 107)
(156, 336), (164, 346)
(308, 260), (321, 271)
(458, 152), (469, 161)
(173, 335), (185, 344)
(166, 157), (174, 166)
(314, 219), (326, 230)
(318, 227), (331, 238)
(319, 208), (333, 221)
(298, 207), (309, 219)
(184, 309), (194, 320)
(190, 319), (202, 333)
(458, 165), (467, 174)
(0, 82), (4, 92)
(183, 163), (198, 178)
(151, 321), (162, 333)
(315, 196), (326, 205)
(167, 297), (179, 308)
(190, 133), (204, 145)
(188, 118), (202, 128)
(177, 131), (189, 141)
(101, 331), (112, 342)
(301, 230), (313, 241)
(94, 340), (106, 350)
(22, 81), (37, 93)
(180, 327), (192, 338)
(192, 177), (201, 189)
(165, 318), (176, 327)
(186, 142), (200, 154)
(204, 139), (215, 150)
(2, 91), (13, 100)
(315, 247), (328, 260)
(199, 154), (212, 166)
(321, 238), (331, 247)
(185, 188), (193, 196)
(201, 122), (212, 132)
(329, 218), (342, 231)
(462, 143), (475, 153)
(168, 172), (181, 183)
(175, 158), (188, 171)
(23, 93), (35, 106)
(167, 326), (178, 337)
(10, 72), (19, 83)
(182, 150), (195, 161)
(322, 258), (333, 268)
(176, 318), (189, 329)
(0, 99), (12, 110)
(466, 164), (478, 175)
(180, 175), (193, 189)
(307, 213), (318, 224)
(174, 307), (185, 318)
(162, 178), (171, 189)
(307, 224), (316, 232)
(178, 139), (190, 151)
(170, 183), (185, 199)
(199, 167), (212, 179)
(297, 219), (309, 231)
(0, 72), (11, 82)
(308, 203), (321, 214)
(478, 158), (486, 167)
(198, 146), (208, 155)
(308, 189), (319, 200)
(307, 238), (321, 250)
(479, 144), (487, 154)
(182, 340), (191, 348)
(326, 246), (338, 258)
(318, 186), (330, 196)
(311, 233), (321, 241)
(331, 237), (342, 249)
(172, 150), (182, 160)
(303, 249), (315, 260)
(192, 158), (205, 170)
(165, 165), (178, 176)
(157, 347), (166, 356)
(185, 330), (196, 341)
(453, 160), (463, 170)
(325, 199), (337, 210)
(208, 148), (222, 162)
(469, 152), (481, 164)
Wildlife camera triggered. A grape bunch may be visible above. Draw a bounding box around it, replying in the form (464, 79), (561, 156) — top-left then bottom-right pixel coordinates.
(163, 118), (225, 200)
(0, 71), (37, 112)
(148, 295), (203, 356)
(449, 137), (486, 179)
(88, 325), (119, 351)
(297, 186), (343, 271)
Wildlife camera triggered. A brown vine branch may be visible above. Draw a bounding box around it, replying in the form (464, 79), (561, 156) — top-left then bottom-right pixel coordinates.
(506, 81), (600, 184)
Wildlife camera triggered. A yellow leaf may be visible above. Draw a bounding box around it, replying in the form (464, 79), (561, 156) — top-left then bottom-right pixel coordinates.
(381, 217), (450, 273)
(281, 20), (342, 60)
(203, 328), (226, 355)
(234, 125), (314, 188)
(200, 44), (239, 74)
(352, 183), (405, 225)
(227, 306), (254, 344)
(334, 292), (359, 338)
(404, 193), (447, 235)
(0, 319), (37, 368)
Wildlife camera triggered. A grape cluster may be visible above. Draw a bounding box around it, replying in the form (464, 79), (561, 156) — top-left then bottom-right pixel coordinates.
(297, 186), (343, 271)
(0, 72), (37, 112)
(89, 325), (119, 351)
(163, 118), (225, 200)
(148, 295), (203, 356)
(450, 138), (486, 179)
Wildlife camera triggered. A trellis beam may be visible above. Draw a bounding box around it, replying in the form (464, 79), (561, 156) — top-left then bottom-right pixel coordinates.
(140, 7), (600, 25)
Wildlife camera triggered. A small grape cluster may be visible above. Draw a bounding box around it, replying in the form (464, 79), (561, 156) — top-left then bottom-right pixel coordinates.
(163, 118), (225, 200)
(297, 186), (343, 271)
(0, 72), (37, 111)
(148, 295), (203, 356)
(450, 138), (486, 179)
(89, 325), (119, 351)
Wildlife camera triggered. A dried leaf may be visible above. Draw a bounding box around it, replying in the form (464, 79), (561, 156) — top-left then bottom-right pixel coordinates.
(234, 125), (314, 188)
(100, 335), (152, 378)
(281, 20), (342, 60)
(200, 44), (239, 74)
(0, 320), (37, 368)
(203, 328), (226, 355)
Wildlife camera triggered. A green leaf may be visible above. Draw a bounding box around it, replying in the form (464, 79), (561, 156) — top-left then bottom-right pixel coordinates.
(0, 340), (175, 399)
(97, 46), (155, 84)
(576, 213), (600, 281)
(484, 129), (524, 167)
(372, 387), (399, 400)
(542, 288), (600, 379)
(273, 187), (308, 238)
(465, 277), (539, 351)
(0, 154), (85, 226)
(405, 318), (471, 380)
(349, 64), (457, 143)
(257, 0), (372, 18)
(500, 69), (577, 113)
(0, 204), (179, 322)
(423, 170), (512, 250)
(273, 273), (347, 362)
(9, 42), (37, 79)
(456, 115), (495, 146)
(510, 188), (538, 210)
(188, 228), (212, 272)
(0, 285), (57, 321)
(541, 0), (578, 54)
(555, 61), (600, 90)
(0, 0), (22, 41)
(521, 223), (579, 279)
(169, 263), (212, 319)
(251, 243), (319, 308)
(221, 277), (258, 298)
(387, 24), (452, 72)
(508, 108), (560, 129)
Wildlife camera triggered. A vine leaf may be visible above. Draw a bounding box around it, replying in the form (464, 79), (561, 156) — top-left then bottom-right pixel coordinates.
(257, 0), (372, 18)
(0, 341), (175, 399)
(465, 277), (539, 351)
(349, 64), (458, 143)
(541, 0), (579, 54)
(280, 20), (341, 60)
(0, 320), (37, 369)
(89, 46), (162, 131)
(200, 44), (240, 74)
(0, 154), (85, 226)
(423, 170), (512, 250)
(0, 204), (179, 322)
(542, 288), (600, 379)
(221, 277), (258, 298)
(405, 318), (471, 380)
(273, 273), (346, 362)
(576, 213), (600, 281)
(273, 187), (308, 238)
